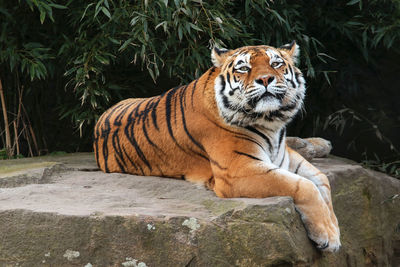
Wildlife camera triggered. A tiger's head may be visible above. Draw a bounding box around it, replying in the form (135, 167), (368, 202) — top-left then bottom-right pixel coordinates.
(212, 42), (306, 129)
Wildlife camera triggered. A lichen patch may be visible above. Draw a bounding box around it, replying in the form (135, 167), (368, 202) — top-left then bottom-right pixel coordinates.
(182, 217), (200, 232)
(121, 257), (147, 267)
(63, 249), (80, 261)
(147, 223), (155, 231)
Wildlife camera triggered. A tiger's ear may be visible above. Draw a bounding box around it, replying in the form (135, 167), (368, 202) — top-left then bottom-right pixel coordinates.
(211, 47), (231, 67)
(279, 41), (300, 64)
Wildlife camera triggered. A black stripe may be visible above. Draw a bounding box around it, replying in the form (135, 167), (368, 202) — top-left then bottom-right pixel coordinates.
(94, 121), (101, 168)
(101, 104), (124, 172)
(191, 79), (199, 109)
(132, 100), (145, 118)
(165, 86), (180, 142)
(204, 117), (257, 141)
(204, 67), (216, 90)
(277, 127), (286, 153)
(181, 84), (188, 108)
(226, 72), (232, 89)
(279, 103), (297, 112)
(234, 135), (266, 152)
(233, 74), (238, 83)
(278, 149), (286, 167)
(219, 75), (226, 93)
(265, 110), (286, 121)
(101, 130), (109, 172)
(114, 155), (126, 173)
(179, 85), (206, 153)
(278, 128), (286, 145)
(121, 144), (141, 173)
(124, 105), (153, 172)
(245, 126), (273, 152)
(209, 159), (227, 170)
(111, 129), (127, 171)
(127, 124), (152, 172)
(288, 66), (296, 88)
(165, 86), (208, 161)
(151, 96), (162, 131)
(173, 88), (180, 126)
(114, 102), (136, 126)
(294, 159), (305, 174)
(141, 98), (154, 124)
(142, 119), (160, 150)
(294, 71), (301, 85)
(218, 75), (235, 110)
(234, 150), (262, 161)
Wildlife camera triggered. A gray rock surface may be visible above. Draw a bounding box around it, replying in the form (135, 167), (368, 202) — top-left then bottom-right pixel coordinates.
(0, 153), (399, 266)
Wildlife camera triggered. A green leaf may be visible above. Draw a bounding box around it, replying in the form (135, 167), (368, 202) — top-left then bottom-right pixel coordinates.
(130, 16), (140, 26)
(30, 64), (36, 81)
(48, 3), (67, 9)
(119, 38), (133, 51)
(174, 0), (180, 8)
(95, 55), (110, 65)
(103, 0), (109, 9)
(94, 1), (103, 18)
(189, 23), (203, 32)
(101, 7), (111, 19)
(108, 37), (120, 45)
(346, 21), (363, 26)
(40, 10), (46, 24)
(178, 25), (183, 40)
(346, 0), (360, 5)
(268, 9), (285, 24)
(81, 3), (94, 21)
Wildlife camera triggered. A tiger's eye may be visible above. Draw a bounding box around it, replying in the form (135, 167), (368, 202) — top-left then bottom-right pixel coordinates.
(239, 66), (250, 72)
(271, 62), (281, 68)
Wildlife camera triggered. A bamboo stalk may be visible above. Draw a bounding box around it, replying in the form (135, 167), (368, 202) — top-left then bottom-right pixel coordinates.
(28, 123), (39, 155)
(13, 120), (19, 155)
(22, 122), (33, 157)
(16, 85), (23, 135)
(0, 77), (12, 157)
(22, 103), (39, 156)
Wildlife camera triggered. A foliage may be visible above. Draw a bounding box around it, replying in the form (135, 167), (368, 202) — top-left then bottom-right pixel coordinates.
(363, 155), (400, 179)
(0, 0), (399, 177)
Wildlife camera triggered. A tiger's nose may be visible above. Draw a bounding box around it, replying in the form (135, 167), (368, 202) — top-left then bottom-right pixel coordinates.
(255, 76), (275, 87)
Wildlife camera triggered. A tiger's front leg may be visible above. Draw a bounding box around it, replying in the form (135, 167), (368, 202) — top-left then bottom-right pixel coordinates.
(210, 154), (341, 252)
(287, 147), (340, 230)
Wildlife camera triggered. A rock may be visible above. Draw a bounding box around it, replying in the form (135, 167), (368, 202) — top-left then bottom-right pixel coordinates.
(0, 153), (399, 266)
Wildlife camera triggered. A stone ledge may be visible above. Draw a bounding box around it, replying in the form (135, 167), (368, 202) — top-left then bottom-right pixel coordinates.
(0, 153), (399, 266)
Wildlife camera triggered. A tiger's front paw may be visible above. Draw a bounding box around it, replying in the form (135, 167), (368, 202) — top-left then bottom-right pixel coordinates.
(311, 220), (341, 252)
(298, 206), (341, 252)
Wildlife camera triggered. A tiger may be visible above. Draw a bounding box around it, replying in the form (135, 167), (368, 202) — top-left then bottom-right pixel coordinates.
(93, 42), (341, 252)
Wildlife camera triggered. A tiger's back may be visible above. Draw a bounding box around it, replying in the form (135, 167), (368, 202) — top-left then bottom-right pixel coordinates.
(93, 76), (218, 182)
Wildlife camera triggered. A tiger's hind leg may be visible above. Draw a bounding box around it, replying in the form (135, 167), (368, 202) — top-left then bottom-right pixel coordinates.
(286, 137), (332, 161)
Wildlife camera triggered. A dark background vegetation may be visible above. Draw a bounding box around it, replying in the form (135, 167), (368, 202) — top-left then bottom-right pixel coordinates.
(0, 0), (399, 178)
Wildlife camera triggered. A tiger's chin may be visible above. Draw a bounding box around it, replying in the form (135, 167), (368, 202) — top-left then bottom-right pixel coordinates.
(253, 97), (282, 113)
